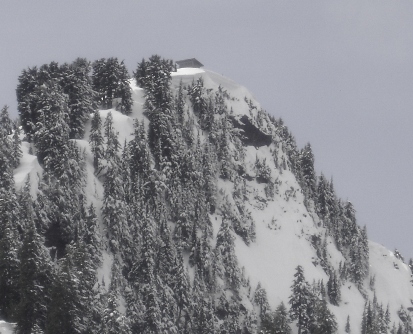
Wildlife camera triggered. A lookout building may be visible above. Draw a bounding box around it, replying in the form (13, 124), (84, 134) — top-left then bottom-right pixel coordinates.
(176, 58), (204, 68)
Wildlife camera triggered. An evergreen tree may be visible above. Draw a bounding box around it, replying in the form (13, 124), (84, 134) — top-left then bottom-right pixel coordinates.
(89, 109), (104, 174)
(130, 216), (162, 333)
(60, 58), (97, 138)
(254, 282), (271, 327)
(219, 299), (241, 334)
(189, 77), (213, 131)
(157, 220), (176, 286)
(316, 174), (338, 225)
(158, 283), (178, 334)
(101, 291), (131, 334)
(171, 243), (191, 331)
(16, 66), (42, 139)
(309, 299), (338, 334)
(0, 121), (14, 191)
(361, 302), (374, 334)
(11, 123), (22, 168)
(68, 237), (102, 332)
(16, 62), (63, 140)
(128, 119), (151, 184)
(299, 143), (316, 201)
(327, 270), (341, 306)
(202, 142), (217, 212)
(92, 58), (133, 114)
(272, 302), (291, 334)
(0, 133), (21, 321)
(102, 112), (129, 253)
(218, 110), (232, 179)
(350, 225), (369, 286)
(38, 142), (86, 255)
(289, 265), (312, 334)
(174, 80), (186, 125)
(134, 55), (175, 167)
(46, 256), (81, 334)
(345, 315), (351, 333)
(15, 221), (53, 334)
(215, 218), (240, 290)
(32, 80), (70, 177)
(0, 105), (13, 135)
(0, 201), (20, 321)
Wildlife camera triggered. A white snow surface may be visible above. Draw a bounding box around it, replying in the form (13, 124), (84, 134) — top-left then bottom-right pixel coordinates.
(0, 321), (14, 334)
(9, 68), (413, 333)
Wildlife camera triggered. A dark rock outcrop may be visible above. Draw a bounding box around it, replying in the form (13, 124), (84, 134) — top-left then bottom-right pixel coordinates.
(231, 115), (272, 147)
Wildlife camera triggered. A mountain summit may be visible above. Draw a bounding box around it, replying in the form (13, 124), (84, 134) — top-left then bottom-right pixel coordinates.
(1, 55), (412, 333)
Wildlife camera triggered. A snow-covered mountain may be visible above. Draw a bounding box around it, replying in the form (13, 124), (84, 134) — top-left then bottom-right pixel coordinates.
(2, 58), (413, 333)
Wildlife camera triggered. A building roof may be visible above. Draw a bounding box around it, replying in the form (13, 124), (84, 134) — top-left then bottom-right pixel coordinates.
(175, 58), (204, 68)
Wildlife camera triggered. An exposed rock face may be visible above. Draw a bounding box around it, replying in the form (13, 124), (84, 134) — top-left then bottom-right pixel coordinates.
(231, 115), (272, 147)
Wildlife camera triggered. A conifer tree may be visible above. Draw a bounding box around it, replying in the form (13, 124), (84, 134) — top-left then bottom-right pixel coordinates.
(101, 291), (131, 334)
(309, 299), (338, 334)
(135, 55), (175, 167)
(11, 123), (22, 169)
(254, 282), (271, 327)
(157, 220), (176, 286)
(193, 293), (215, 334)
(89, 109), (104, 174)
(158, 283), (178, 334)
(92, 58), (132, 114)
(60, 58), (97, 138)
(15, 221), (53, 334)
(349, 225), (369, 286)
(171, 243), (191, 331)
(32, 81), (70, 177)
(272, 302), (291, 334)
(16, 66), (42, 139)
(174, 80), (186, 125)
(345, 315), (351, 333)
(219, 300), (241, 334)
(299, 143), (316, 201)
(289, 265), (312, 334)
(327, 270), (341, 306)
(189, 77), (213, 131)
(46, 256), (81, 334)
(0, 123), (14, 192)
(0, 105), (13, 135)
(0, 134), (21, 321)
(37, 142), (86, 255)
(129, 119), (151, 184)
(218, 110), (232, 179)
(215, 218), (240, 290)
(102, 112), (129, 252)
(202, 142), (217, 212)
(16, 62), (61, 141)
(0, 203), (20, 321)
(130, 216), (162, 333)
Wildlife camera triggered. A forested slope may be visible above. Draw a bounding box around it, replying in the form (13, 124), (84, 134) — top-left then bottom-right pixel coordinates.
(0, 55), (412, 334)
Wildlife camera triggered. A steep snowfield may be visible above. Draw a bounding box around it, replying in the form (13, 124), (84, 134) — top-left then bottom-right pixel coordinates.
(11, 67), (413, 332)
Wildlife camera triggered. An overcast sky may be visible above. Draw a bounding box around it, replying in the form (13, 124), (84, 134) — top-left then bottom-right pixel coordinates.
(1, 0), (412, 259)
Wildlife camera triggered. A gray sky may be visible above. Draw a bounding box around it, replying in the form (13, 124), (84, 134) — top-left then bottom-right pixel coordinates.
(1, 0), (412, 259)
